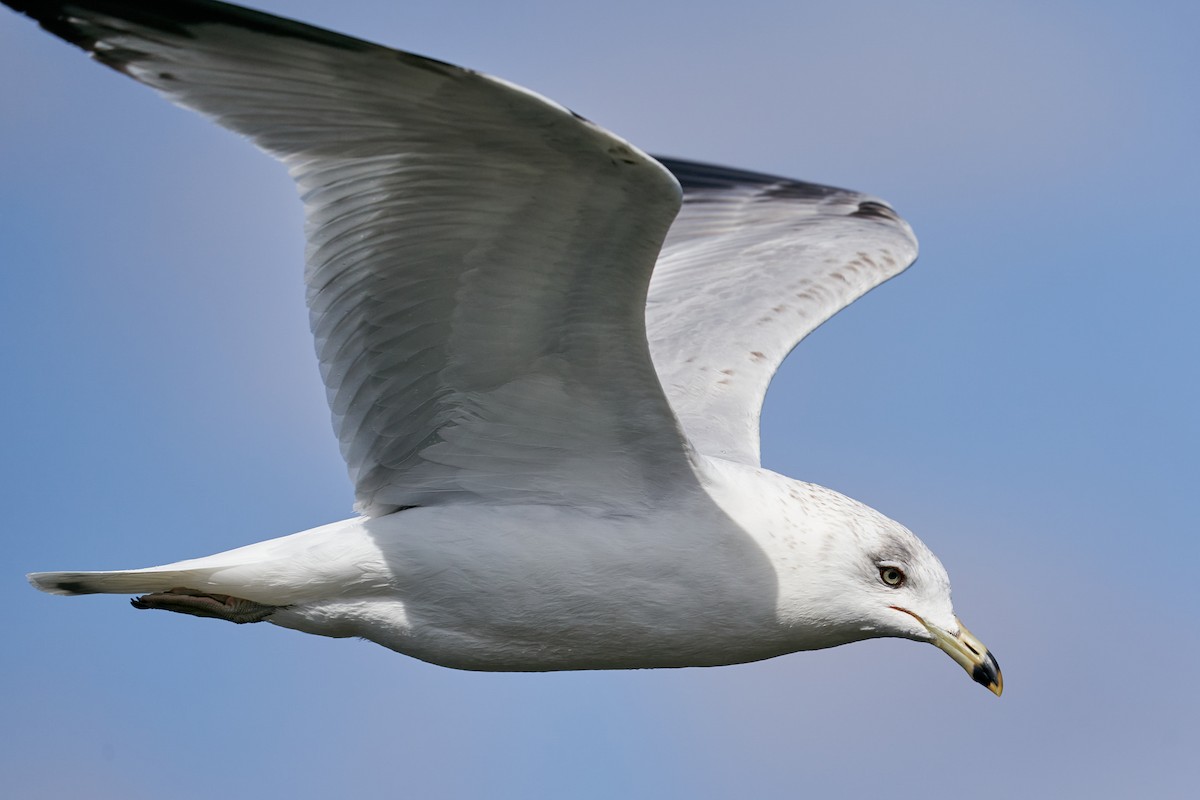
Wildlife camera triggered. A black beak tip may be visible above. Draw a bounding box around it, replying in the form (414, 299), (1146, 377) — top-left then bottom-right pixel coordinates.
(971, 650), (1002, 694)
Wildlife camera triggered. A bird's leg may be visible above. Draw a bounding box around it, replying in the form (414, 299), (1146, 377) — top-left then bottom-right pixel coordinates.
(131, 588), (280, 624)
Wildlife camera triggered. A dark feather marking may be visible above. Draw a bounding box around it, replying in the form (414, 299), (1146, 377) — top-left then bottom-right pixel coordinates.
(4, 0), (465, 78)
(6, 0), (368, 49)
(653, 156), (847, 200)
(852, 200), (900, 222)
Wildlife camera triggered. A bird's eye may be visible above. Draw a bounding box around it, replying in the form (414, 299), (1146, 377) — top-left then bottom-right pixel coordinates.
(879, 566), (906, 587)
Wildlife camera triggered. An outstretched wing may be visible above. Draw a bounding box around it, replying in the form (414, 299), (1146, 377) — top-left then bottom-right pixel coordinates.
(8, 0), (698, 516)
(646, 158), (919, 465)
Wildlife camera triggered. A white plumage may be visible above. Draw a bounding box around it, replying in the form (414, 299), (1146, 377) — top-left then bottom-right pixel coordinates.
(10, 0), (999, 694)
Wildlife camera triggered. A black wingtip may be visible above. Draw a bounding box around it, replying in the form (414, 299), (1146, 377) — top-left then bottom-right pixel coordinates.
(851, 200), (901, 222)
(4, 1), (91, 51)
(652, 155), (848, 201)
(3, 0), (375, 55)
(2, 0), (474, 82)
(2, 0), (41, 14)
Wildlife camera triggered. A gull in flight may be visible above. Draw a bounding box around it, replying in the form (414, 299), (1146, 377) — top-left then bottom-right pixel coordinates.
(9, 0), (1001, 695)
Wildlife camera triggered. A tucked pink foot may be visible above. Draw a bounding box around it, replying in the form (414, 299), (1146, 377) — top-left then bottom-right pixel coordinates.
(131, 588), (279, 624)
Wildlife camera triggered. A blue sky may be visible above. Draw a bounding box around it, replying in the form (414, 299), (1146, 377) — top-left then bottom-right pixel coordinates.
(2, 1), (1197, 797)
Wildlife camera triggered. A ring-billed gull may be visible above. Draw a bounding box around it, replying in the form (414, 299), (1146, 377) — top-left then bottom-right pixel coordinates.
(9, 0), (1001, 695)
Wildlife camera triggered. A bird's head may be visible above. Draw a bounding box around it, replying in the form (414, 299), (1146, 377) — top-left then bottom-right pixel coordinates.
(773, 487), (1003, 697)
(833, 514), (1003, 696)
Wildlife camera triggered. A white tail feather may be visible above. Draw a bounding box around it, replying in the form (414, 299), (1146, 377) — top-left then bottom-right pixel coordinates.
(28, 569), (217, 597)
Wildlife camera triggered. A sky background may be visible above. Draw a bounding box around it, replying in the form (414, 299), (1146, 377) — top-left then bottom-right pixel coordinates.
(1, 0), (1197, 797)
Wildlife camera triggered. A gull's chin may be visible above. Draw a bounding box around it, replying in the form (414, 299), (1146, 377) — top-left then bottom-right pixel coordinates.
(887, 605), (937, 641)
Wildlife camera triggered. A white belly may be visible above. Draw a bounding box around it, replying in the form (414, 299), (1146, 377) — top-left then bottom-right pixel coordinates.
(265, 501), (792, 671)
